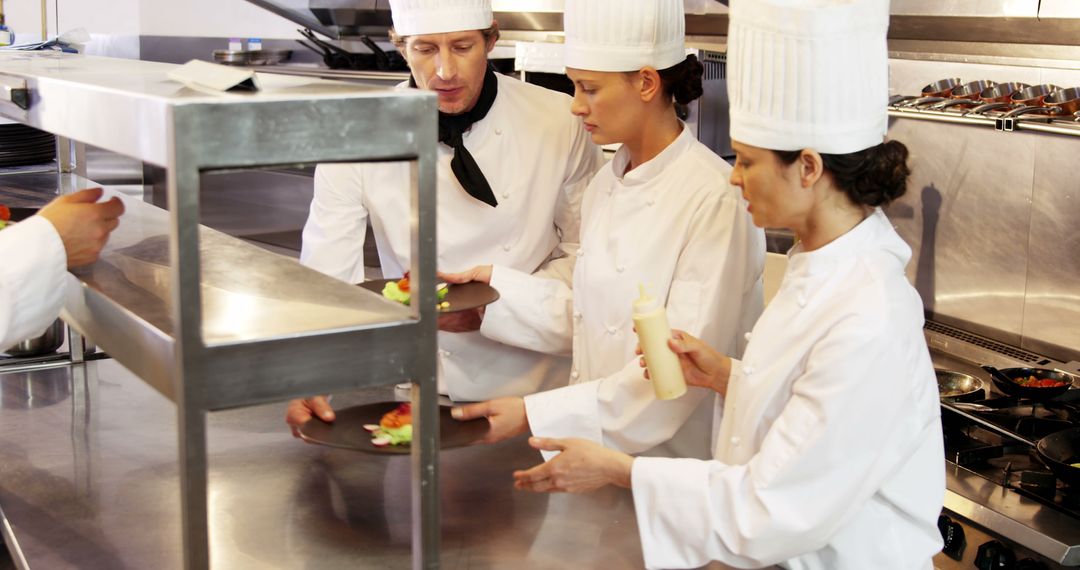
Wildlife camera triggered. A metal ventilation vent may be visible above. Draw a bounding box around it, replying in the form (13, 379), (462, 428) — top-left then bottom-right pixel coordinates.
(924, 321), (1043, 364)
(700, 50), (726, 81)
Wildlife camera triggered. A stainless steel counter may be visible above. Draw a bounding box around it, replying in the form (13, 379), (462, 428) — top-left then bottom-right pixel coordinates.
(0, 359), (727, 569)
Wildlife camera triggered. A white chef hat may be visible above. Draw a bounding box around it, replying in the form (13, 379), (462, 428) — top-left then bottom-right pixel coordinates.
(563, 0), (686, 72)
(389, 0), (493, 36)
(727, 0), (890, 154)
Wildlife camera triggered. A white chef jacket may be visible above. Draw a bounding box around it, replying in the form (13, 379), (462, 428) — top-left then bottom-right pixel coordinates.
(630, 209), (945, 569)
(485, 126), (765, 459)
(0, 216), (68, 351)
(301, 73), (603, 401)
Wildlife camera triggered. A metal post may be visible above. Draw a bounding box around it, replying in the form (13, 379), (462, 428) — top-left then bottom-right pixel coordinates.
(169, 144), (210, 570)
(410, 108), (439, 569)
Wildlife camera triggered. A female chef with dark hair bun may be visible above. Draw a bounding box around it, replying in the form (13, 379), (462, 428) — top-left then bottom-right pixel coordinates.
(474, 0), (947, 568)
(445, 0), (764, 460)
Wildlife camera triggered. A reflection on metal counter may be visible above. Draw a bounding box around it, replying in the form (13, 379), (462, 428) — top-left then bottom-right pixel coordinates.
(0, 359), (736, 569)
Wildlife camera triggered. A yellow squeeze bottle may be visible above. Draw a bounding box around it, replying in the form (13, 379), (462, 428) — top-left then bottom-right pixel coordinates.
(632, 284), (687, 400)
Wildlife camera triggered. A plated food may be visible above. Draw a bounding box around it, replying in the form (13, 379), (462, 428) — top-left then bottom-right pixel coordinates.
(381, 272), (449, 309)
(0, 205), (11, 229)
(364, 402), (413, 447)
(359, 277), (500, 314)
(297, 401), (490, 454)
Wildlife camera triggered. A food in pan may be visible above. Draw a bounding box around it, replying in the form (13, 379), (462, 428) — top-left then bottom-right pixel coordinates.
(939, 388), (969, 398)
(1013, 375), (1069, 388)
(364, 402), (413, 447)
(0, 205), (10, 229)
(381, 272), (450, 309)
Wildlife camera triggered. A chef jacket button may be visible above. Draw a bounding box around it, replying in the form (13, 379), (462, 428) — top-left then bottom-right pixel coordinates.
(501, 191), (510, 199)
(570, 370), (580, 380)
(438, 349), (451, 357)
(731, 436), (741, 447)
(744, 366), (754, 375)
(607, 326), (617, 335)
(744, 332), (753, 341)
(503, 244), (511, 252)
(573, 311), (582, 320)
(616, 265), (625, 273)
(495, 128), (502, 135)
(646, 199), (655, 206)
(576, 248), (584, 257)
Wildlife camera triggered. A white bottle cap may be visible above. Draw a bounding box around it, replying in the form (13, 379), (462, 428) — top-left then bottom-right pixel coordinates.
(633, 283), (661, 314)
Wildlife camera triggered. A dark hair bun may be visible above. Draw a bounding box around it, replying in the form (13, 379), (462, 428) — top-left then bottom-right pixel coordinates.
(822, 140), (911, 207)
(658, 54), (705, 105)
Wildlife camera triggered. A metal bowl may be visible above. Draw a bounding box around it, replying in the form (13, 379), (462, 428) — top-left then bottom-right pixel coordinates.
(212, 49), (292, 66)
(936, 369), (985, 402)
(4, 318), (64, 357)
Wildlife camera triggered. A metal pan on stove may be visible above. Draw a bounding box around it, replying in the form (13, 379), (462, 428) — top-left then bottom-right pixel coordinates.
(982, 365), (1076, 401)
(936, 369), (985, 402)
(1036, 427), (1080, 488)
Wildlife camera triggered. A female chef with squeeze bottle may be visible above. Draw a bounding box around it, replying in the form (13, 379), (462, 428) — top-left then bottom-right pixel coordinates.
(443, 0), (764, 460)
(456, 0), (946, 568)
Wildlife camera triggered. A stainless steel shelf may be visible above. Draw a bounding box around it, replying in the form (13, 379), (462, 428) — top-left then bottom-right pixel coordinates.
(0, 52), (440, 570)
(888, 105), (1080, 137)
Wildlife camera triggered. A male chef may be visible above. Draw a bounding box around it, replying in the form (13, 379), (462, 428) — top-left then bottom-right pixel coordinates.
(286, 0), (603, 430)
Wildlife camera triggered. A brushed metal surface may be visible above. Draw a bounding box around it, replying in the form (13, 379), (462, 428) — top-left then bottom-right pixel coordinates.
(886, 116), (1034, 347)
(0, 360), (732, 570)
(1023, 134), (1080, 361)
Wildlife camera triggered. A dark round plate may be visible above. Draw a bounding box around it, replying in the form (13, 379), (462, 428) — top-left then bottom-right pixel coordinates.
(358, 279), (499, 313)
(297, 402), (489, 454)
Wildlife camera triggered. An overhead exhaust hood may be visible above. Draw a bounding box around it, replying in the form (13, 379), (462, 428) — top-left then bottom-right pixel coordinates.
(245, 0), (1080, 68)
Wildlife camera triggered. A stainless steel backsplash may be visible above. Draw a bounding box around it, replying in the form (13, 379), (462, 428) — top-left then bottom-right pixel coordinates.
(885, 59), (1080, 363)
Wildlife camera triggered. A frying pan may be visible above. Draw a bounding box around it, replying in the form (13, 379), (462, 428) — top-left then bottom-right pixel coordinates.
(1044, 87), (1080, 116)
(982, 365), (1075, 401)
(936, 369), (985, 402)
(1036, 427), (1080, 487)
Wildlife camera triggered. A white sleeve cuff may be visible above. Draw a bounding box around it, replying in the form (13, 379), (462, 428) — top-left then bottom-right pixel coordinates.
(0, 216), (67, 349)
(525, 380), (602, 462)
(631, 456), (713, 570)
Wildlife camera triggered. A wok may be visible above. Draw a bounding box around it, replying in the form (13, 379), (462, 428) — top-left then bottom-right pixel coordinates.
(936, 369), (985, 402)
(982, 365), (1075, 401)
(1036, 427), (1080, 487)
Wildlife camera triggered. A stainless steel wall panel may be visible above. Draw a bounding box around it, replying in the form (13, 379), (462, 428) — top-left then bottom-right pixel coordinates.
(887, 118), (1034, 346)
(1021, 135), (1080, 361)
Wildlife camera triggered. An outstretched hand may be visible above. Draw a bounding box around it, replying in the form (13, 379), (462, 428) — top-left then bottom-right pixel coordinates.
(451, 397), (529, 444)
(513, 437), (633, 493)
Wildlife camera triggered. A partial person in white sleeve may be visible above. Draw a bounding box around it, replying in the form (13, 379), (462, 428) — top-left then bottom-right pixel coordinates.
(285, 0), (603, 431)
(443, 0), (764, 460)
(0, 188), (124, 350)
(455, 0), (946, 568)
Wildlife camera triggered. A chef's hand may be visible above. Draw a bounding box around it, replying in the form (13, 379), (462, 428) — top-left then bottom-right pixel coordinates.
(285, 396), (335, 439)
(437, 307), (483, 332)
(439, 265), (492, 285)
(636, 329), (732, 397)
(513, 437), (633, 493)
(451, 397), (529, 444)
(38, 187), (125, 268)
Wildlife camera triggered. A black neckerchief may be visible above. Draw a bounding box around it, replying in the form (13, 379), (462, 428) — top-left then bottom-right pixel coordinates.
(409, 66), (500, 207)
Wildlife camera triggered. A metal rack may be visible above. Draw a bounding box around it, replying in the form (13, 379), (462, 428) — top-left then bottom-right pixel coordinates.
(888, 100), (1080, 137)
(0, 52), (440, 569)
